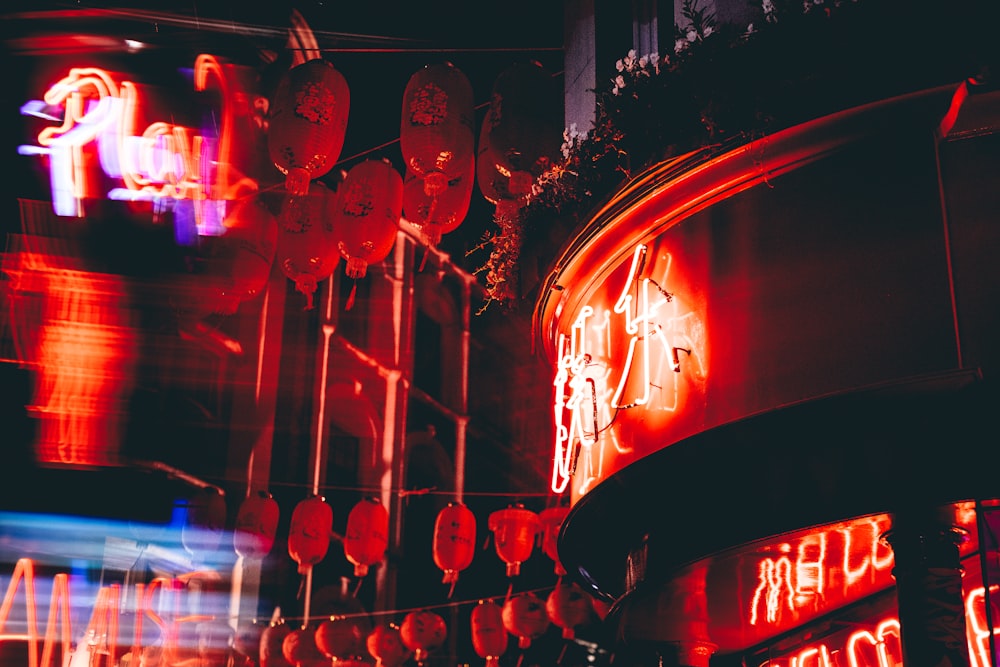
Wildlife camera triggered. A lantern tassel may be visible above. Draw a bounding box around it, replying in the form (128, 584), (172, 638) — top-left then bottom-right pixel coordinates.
(557, 642), (568, 665)
(352, 577), (364, 598)
(345, 280), (357, 311)
(447, 577), (457, 599)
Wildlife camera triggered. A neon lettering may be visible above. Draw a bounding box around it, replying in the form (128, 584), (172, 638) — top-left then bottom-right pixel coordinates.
(20, 54), (248, 233)
(550, 243), (703, 494)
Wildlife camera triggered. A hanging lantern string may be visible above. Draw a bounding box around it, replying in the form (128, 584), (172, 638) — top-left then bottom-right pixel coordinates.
(332, 70), (565, 170)
(241, 584), (558, 627)
(259, 478), (555, 499)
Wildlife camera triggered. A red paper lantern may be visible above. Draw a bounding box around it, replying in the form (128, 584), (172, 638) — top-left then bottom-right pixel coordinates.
(220, 195), (279, 302)
(267, 58), (349, 196)
(399, 610), (447, 665)
(470, 599), (507, 667)
(181, 486), (227, 557)
(283, 626), (327, 667)
(315, 616), (366, 661)
(487, 504), (540, 577)
(545, 580), (594, 640)
(432, 501), (477, 587)
(332, 159), (403, 280)
(400, 62), (475, 198)
(402, 153), (474, 247)
(366, 624), (410, 667)
(275, 181), (340, 310)
(260, 622), (293, 667)
(234, 490), (280, 560)
(501, 592), (550, 649)
(288, 494), (333, 574)
(344, 496), (390, 577)
(538, 506), (570, 576)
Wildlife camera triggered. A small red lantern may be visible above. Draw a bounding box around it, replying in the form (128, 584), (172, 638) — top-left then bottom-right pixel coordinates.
(402, 153), (474, 247)
(470, 599), (507, 667)
(315, 616), (366, 661)
(275, 181), (340, 310)
(332, 159), (403, 280)
(234, 490), (280, 560)
(545, 580), (594, 640)
(344, 496), (390, 577)
(260, 622), (293, 667)
(400, 62), (475, 198)
(399, 610), (447, 665)
(288, 494), (333, 574)
(432, 501), (477, 589)
(488, 504), (540, 577)
(181, 486), (227, 557)
(282, 626), (327, 667)
(538, 506), (570, 576)
(267, 58), (350, 196)
(219, 195), (279, 303)
(501, 592), (550, 649)
(366, 624), (410, 667)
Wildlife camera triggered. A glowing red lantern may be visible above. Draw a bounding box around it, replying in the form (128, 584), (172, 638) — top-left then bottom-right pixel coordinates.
(260, 622), (293, 667)
(275, 181), (340, 310)
(220, 195), (279, 303)
(283, 626), (327, 667)
(432, 501), (477, 588)
(538, 506), (570, 576)
(487, 504), (540, 577)
(344, 496), (390, 577)
(288, 494), (333, 574)
(501, 592), (550, 649)
(366, 624), (410, 667)
(315, 616), (366, 660)
(399, 610), (447, 665)
(402, 153), (474, 247)
(234, 490), (280, 560)
(470, 599), (507, 667)
(400, 62), (475, 198)
(332, 159), (403, 280)
(267, 58), (349, 196)
(545, 580), (594, 640)
(181, 486), (227, 557)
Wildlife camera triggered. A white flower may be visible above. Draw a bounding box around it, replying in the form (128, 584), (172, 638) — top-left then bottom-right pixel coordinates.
(675, 38), (688, 54)
(703, 25), (714, 37)
(686, 28), (698, 42)
(616, 59), (624, 72)
(615, 74), (625, 88)
(638, 55), (648, 69)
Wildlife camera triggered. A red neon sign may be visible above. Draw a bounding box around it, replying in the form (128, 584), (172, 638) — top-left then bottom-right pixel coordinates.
(551, 243), (706, 495)
(20, 54), (256, 230)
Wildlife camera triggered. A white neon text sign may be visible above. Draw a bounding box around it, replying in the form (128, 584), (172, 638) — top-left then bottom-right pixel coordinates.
(551, 243), (704, 494)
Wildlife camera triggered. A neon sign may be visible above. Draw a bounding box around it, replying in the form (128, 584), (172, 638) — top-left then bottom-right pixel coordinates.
(551, 243), (706, 494)
(759, 586), (999, 667)
(0, 558), (220, 667)
(19, 54), (257, 233)
(749, 518), (895, 628)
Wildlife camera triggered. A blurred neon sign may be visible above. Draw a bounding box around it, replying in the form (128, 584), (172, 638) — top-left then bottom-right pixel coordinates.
(19, 54), (251, 232)
(0, 558), (217, 667)
(551, 243), (705, 494)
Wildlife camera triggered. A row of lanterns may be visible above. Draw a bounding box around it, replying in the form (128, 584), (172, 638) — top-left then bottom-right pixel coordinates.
(188, 54), (562, 316)
(249, 582), (603, 667)
(213, 492), (572, 592)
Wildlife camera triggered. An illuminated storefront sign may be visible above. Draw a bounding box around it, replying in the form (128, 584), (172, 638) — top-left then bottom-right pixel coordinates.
(19, 54), (256, 233)
(551, 242), (706, 495)
(758, 585), (999, 667)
